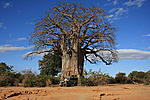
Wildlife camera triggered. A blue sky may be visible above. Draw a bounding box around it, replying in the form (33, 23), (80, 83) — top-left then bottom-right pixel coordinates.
(0, 0), (150, 76)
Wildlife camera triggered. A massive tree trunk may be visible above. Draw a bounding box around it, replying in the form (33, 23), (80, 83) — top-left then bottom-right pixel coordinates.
(61, 34), (84, 85)
(61, 51), (84, 78)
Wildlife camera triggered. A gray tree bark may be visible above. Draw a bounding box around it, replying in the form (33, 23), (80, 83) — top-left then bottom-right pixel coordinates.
(61, 34), (84, 85)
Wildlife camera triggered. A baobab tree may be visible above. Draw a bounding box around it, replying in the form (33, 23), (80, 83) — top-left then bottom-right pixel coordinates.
(27, 2), (118, 83)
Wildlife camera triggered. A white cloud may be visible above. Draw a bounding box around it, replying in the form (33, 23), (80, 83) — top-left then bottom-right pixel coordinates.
(0, 22), (7, 29)
(147, 47), (150, 49)
(26, 22), (34, 25)
(107, 0), (118, 5)
(124, 0), (146, 7)
(112, 0), (118, 5)
(88, 49), (150, 61)
(143, 34), (150, 37)
(3, 2), (11, 8)
(23, 49), (150, 61)
(105, 14), (114, 18)
(110, 8), (128, 16)
(1, 1), (13, 8)
(118, 49), (150, 60)
(0, 45), (32, 53)
(107, 8), (128, 22)
(16, 37), (27, 41)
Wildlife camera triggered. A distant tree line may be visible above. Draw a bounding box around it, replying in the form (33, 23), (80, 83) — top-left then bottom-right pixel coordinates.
(81, 70), (150, 86)
(0, 62), (60, 87)
(0, 62), (150, 87)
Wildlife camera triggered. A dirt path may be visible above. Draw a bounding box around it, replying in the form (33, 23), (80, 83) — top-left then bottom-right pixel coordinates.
(0, 84), (150, 100)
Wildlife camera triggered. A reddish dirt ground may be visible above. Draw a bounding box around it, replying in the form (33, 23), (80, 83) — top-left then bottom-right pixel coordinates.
(0, 84), (150, 100)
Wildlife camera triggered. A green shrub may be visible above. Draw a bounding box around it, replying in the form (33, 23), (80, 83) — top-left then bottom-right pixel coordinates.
(34, 75), (47, 87)
(81, 69), (115, 86)
(128, 71), (146, 83)
(144, 71), (150, 85)
(0, 62), (18, 86)
(0, 73), (13, 86)
(115, 72), (128, 84)
(106, 76), (116, 84)
(22, 70), (54, 87)
(35, 75), (53, 87)
(22, 70), (37, 87)
(0, 72), (21, 87)
(81, 76), (95, 86)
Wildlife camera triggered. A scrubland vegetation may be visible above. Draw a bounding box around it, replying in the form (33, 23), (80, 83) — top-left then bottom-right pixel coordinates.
(0, 62), (150, 87)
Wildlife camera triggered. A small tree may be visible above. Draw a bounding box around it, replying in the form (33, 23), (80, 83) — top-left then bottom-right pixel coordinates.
(0, 62), (22, 86)
(0, 62), (13, 73)
(128, 71), (146, 83)
(144, 70), (150, 85)
(22, 70), (36, 87)
(39, 50), (62, 76)
(115, 72), (127, 84)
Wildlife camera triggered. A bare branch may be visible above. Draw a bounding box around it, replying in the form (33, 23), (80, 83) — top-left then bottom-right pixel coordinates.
(24, 50), (51, 59)
(29, 2), (118, 65)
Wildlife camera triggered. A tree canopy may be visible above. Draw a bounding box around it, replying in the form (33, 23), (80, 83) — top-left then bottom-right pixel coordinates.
(0, 62), (13, 73)
(29, 2), (118, 65)
(39, 50), (62, 76)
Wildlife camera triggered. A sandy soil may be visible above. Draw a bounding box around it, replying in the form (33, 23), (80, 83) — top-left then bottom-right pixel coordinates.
(0, 84), (150, 100)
